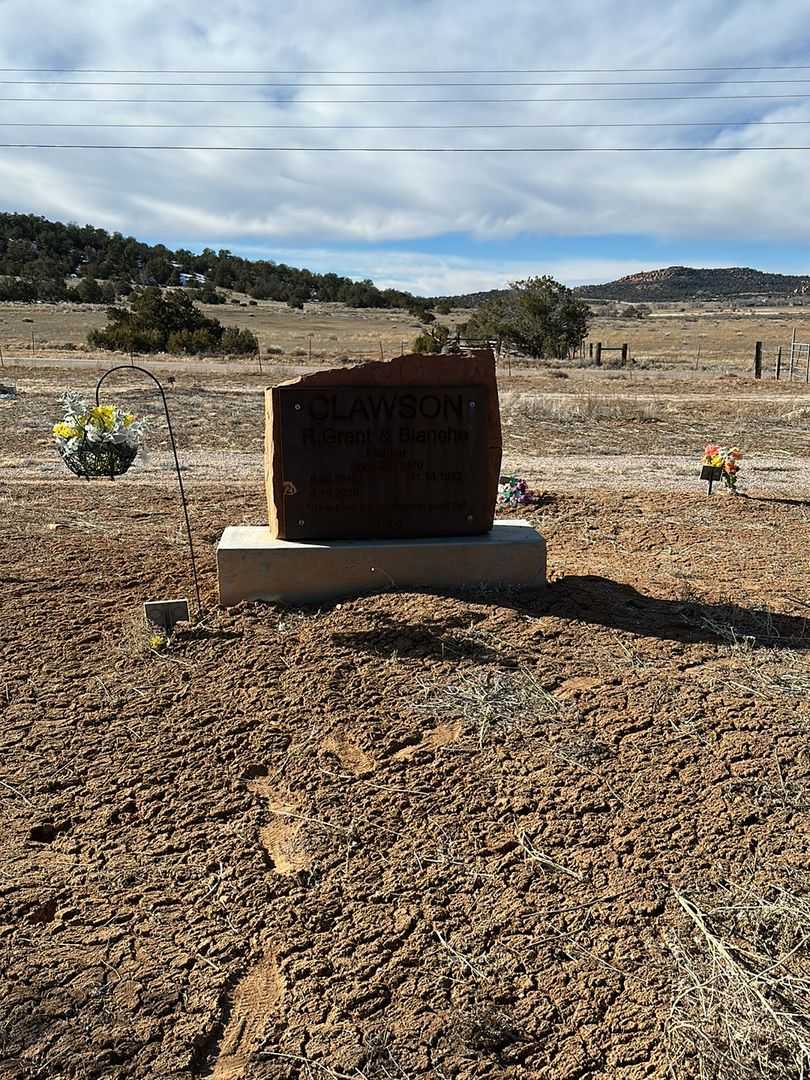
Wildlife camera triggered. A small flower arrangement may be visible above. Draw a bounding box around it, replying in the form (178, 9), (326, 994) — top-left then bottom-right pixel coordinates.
(702, 443), (743, 492)
(53, 390), (148, 479)
(497, 475), (537, 508)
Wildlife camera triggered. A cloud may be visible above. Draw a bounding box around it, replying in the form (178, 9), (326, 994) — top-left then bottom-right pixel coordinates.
(2, 0), (810, 283)
(241, 247), (656, 294)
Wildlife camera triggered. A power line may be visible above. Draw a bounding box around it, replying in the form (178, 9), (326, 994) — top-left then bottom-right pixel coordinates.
(5, 94), (810, 104)
(2, 143), (809, 151)
(3, 121), (810, 129)
(7, 78), (810, 86)
(3, 65), (810, 74)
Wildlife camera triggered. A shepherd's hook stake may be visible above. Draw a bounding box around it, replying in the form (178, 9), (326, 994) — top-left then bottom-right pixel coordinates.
(95, 364), (202, 615)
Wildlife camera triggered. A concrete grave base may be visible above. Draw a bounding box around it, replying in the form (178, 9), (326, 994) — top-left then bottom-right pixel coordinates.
(217, 520), (546, 606)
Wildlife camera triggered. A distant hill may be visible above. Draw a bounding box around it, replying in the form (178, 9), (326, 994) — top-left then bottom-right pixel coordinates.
(437, 265), (810, 307)
(0, 211), (423, 309)
(432, 287), (509, 309)
(575, 265), (810, 302)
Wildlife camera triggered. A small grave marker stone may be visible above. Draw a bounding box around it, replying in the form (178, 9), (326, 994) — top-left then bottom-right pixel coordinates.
(144, 598), (190, 631)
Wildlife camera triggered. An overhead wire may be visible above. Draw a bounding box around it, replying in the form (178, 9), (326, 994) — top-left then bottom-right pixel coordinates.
(3, 143), (810, 152)
(4, 65), (810, 73)
(2, 120), (810, 129)
(7, 78), (810, 86)
(4, 65), (810, 151)
(4, 94), (810, 103)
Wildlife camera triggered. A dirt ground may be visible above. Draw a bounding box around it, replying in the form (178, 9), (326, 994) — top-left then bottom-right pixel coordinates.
(1, 337), (809, 1079)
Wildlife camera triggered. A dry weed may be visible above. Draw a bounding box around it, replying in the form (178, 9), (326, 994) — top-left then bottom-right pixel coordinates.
(119, 609), (171, 657)
(729, 650), (810, 702)
(499, 390), (661, 423)
(665, 884), (810, 1080)
(680, 599), (803, 652)
(412, 667), (560, 747)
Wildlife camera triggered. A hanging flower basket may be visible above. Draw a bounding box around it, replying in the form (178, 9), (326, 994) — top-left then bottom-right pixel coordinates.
(57, 438), (138, 480)
(53, 391), (148, 481)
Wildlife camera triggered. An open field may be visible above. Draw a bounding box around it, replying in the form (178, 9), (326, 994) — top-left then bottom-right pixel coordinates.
(4, 298), (810, 374)
(2, 321), (810, 1078)
(0, 300), (432, 366)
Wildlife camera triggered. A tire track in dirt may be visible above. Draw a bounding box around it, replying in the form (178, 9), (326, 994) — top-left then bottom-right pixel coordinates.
(209, 950), (285, 1080)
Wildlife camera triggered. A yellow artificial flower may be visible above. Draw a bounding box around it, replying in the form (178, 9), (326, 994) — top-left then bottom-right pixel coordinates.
(123, 412), (135, 427)
(89, 404), (117, 431)
(52, 422), (79, 439)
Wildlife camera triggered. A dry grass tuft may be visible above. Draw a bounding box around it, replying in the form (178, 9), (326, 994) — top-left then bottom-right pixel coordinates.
(500, 390), (661, 423)
(412, 667), (560, 747)
(119, 610), (169, 657)
(665, 884), (810, 1079)
(680, 599), (806, 652)
(728, 650), (810, 703)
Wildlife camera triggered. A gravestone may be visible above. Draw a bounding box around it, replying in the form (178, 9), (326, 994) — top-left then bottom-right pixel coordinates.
(264, 350), (501, 540)
(216, 349), (546, 605)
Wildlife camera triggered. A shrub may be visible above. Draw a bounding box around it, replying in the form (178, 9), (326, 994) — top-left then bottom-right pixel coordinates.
(466, 276), (590, 359)
(412, 333), (442, 354)
(221, 327), (259, 355)
(89, 288), (227, 355)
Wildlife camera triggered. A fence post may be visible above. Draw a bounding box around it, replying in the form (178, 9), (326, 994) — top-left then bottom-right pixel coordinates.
(806, 346), (810, 384)
(790, 327), (796, 380)
(0, 343), (4, 368)
(621, 343), (629, 366)
(594, 342), (602, 366)
(754, 341), (762, 380)
(588, 342), (593, 360)
(776, 346), (782, 380)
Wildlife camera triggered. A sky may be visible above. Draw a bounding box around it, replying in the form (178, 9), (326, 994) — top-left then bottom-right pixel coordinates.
(2, 0), (810, 295)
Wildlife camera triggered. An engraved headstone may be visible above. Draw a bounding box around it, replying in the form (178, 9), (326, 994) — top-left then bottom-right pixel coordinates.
(264, 350), (502, 540)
